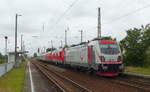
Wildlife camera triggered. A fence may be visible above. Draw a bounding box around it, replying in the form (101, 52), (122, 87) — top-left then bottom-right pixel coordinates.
(0, 62), (15, 77)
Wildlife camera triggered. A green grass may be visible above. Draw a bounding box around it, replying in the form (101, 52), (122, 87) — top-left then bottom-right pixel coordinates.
(0, 61), (27, 92)
(0, 60), (5, 64)
(125, 66), (150, 75)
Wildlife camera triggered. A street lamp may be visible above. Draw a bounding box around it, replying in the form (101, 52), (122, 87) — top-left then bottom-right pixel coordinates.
(15, 14), (22, 66)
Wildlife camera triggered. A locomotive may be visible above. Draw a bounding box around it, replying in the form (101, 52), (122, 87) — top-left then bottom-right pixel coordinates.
(38, 39), (124, 76)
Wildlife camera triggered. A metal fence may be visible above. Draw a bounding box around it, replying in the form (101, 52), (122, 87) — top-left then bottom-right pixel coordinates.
(0, 62), (15, 77)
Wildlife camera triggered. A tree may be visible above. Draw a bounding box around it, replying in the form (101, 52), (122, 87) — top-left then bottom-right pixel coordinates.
(120, 24), (150, 66)
(0, 52), (7, 64)
(64, 45), (69, 48)
(121, 28), (143, 66)
(46, 48), (56, 52)
(101, 36), (116, 40)
(145, 47), (150, 66)
(0, 53), (2, 59)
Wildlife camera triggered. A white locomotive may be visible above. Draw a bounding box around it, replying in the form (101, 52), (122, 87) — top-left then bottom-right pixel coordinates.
(39, 39), (124, 76)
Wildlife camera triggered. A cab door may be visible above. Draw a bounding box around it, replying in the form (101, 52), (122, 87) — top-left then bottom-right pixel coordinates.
(88, 46), (93, 65)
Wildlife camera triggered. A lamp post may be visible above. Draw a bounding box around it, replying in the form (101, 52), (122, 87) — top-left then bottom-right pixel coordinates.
(15, 14), (21, 66)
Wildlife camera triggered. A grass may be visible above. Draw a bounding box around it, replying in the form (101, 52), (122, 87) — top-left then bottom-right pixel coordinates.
(125, 66), (150, 75)
(0, 60), (5, 64)
(0, 61), (27, 92)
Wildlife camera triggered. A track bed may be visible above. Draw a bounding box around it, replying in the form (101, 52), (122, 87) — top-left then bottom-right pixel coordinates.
(32, 59), (150, 92)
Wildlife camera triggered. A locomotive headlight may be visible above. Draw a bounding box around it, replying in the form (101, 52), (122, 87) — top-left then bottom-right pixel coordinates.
(102, 64), (108, 70)
(103, 66), (108, 70)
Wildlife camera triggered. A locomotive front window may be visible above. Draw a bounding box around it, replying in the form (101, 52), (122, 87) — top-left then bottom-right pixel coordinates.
(100, 43), (120, 54)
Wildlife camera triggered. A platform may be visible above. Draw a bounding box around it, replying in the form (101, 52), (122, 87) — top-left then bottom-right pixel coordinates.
(23, 62), (54, 92)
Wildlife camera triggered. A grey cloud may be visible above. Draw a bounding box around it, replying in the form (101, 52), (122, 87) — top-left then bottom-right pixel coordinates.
(0, 0), (150, 55)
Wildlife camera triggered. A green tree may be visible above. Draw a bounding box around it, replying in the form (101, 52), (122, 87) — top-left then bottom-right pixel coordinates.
(0, 52), (7, 64)
(0, 53), (3, 59)
(145, 47), (150, 66)
(120, 24), (150, 66)
(46, 48), (56, 52)
(101, 36), (116, 40)
(64, 45), (69, 48)
(141, 25), (150, 66)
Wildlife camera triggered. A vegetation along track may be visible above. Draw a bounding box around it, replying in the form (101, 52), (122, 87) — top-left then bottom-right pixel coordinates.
(32, 61), (91, 92)
(108, 76), (150, 92)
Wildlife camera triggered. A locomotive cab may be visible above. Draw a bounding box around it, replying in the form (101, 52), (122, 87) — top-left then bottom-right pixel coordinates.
(90, 40), (124, 76)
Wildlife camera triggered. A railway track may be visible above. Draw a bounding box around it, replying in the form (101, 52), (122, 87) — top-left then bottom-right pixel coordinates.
(34, 60), (150, 92)
(109, 76), (150, 92)
(32, 61), (91, 92)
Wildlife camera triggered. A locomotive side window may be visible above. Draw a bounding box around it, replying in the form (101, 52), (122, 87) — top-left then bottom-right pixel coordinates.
(100, 43), (120, 54)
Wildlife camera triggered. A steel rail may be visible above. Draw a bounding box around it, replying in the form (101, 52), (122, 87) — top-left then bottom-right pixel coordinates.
(32, 62), (66, 92)
(33, 61), (92, 92)
(36, 60), (150, 92)
(38, 61), (92, 92)
(109, 77), (150, 92)
(118, 77), (150, 86)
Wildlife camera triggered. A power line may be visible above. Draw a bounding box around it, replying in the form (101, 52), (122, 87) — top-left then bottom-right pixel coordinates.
(79, 3), (150, 30)
(54, 0), (79, 26)
(104, 3), (150, 24)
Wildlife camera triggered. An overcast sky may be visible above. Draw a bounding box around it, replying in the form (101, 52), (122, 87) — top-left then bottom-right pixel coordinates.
(0, 0), (150, 55)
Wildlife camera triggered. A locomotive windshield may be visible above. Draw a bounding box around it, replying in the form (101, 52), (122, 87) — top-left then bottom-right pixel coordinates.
(100, 43), (120, 55)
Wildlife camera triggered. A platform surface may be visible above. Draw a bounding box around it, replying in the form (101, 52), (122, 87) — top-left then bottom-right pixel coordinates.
(23, 62), (54, 92)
